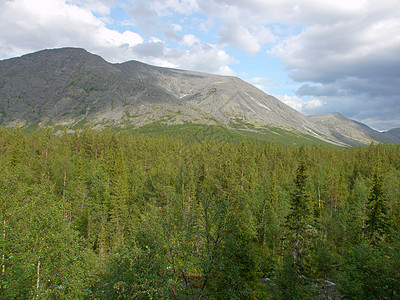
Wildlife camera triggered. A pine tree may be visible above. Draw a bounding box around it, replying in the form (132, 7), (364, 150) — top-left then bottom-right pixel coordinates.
(285, 159), (312, 269)
(365, 172), (388, 244)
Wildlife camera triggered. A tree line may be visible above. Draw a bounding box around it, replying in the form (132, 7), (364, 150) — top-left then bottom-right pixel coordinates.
(1, 127), (399, 299)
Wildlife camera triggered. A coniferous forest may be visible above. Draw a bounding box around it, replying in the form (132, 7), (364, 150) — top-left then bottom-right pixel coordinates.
(1, 127), (400, 299)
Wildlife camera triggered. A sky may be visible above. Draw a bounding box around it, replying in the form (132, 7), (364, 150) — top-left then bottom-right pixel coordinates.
(0, 0), (399, 131)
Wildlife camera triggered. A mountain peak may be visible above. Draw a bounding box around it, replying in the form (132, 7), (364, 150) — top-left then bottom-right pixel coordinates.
(12, 47), (92, 61)
(1, 48), (398, 146)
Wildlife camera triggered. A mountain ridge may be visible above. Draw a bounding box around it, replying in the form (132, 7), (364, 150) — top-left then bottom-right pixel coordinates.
(0, 47), (398, 146)
(308, 113), (399, 145)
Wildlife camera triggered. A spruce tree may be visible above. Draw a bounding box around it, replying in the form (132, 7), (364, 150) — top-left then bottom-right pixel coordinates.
(285, 159), (311, 270)
(365, 172), (388, 244)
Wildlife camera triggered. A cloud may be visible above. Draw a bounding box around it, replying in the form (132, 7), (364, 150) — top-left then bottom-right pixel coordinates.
(168, 43), (235, 75)
(152, 0), (199, 15)
(219, 23), (275, 55)
(182, 34), (200, 47)
(219, 24), (259, 55)
(247, 77), (275, 86)
(267, 0), (400, 130)
(243, 77), (276, 93)
(212, 0), (368, 25)
(126, 0), (199, 30)
(66, 0), (115, 15)
(274, 94), (325, 115)
(119, 38), (235, 75)
(276, 94), (307, 112)
(0, 0), (143, 61)
(197, 0), (400, 129)
(163, 30), (182, 42)
(0, 0), (234, 76)
(132, 39), (166, 58)
(126, 1), (159, 33)
(273, 18), (400, 84)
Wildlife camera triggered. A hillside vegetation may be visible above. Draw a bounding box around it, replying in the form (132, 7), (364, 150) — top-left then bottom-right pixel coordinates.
(1, 127), (400, 299)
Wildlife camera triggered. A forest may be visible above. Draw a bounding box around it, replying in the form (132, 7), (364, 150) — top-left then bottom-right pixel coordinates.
(1, 127), (400, 299)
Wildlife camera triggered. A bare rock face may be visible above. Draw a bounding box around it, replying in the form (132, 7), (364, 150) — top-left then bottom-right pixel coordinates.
(0, 47), (398, 145)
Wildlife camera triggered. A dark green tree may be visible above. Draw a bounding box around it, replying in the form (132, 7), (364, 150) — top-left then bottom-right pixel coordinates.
(365, 172), (388, 244)
(285, 159), (312, 270)
(275, 157), (315, 299)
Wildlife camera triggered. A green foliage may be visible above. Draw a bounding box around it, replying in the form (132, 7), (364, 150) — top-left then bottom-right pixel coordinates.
(365, 171), (388, 244)
(0, 127), (399, 298)
(284, 157), (314, 274)
(337, 243), (390, 299)
(1, 178), (88, 299)
(209, 206), (258, 299)
(274, 253), (304, 300)
(93, 229), (180, 299)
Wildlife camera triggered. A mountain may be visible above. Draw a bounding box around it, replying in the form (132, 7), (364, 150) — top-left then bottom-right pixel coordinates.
(0, 48), (177, 127)
(0, 48), (339, 143)
(309, 113), (400, 145)
(114, 60), (336, 140)
(384, 128), (400, 141)
(0, 48), (398, 146)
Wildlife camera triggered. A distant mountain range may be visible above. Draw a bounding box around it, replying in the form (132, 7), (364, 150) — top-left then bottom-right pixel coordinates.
(0, 47), (398, 146)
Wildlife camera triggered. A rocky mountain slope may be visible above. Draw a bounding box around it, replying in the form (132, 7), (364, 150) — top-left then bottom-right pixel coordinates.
(0, 48), (178, 127)
(0, 47), (398, 145)
(384, 128), (400, 141)
(114, 60), (336, 140)
(309, 113), (400, 145)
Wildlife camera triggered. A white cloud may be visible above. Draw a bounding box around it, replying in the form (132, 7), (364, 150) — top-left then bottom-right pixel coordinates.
(219, 24), (260, 55)
(247, 77), (275, 86)
(172, 24), (182, 31)
(182, 34), (200, 47)
(272, 16), (400, 82)
(219, 23), (275, 54)
(303, 98), (325, 112)
(243, 76), (276, 93)
(129, 0), (199, 20)
(155, 0), (199, 15)
(274, 94), (324, 115)
(67, 0), (114, 15)
(213, 0), (368, 25)
(0, 0), (234, 76)
(274, 94), (306, 112)
(0, 0), (143, 61)
(169, 43), (235, 75)
(265, 0), (400, 130)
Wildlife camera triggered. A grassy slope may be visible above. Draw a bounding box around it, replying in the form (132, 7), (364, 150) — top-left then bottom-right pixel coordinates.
(20, 121), (337, 147)
(123, 122), (336, 146)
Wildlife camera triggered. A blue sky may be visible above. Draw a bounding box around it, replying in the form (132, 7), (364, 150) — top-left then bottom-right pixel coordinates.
(1, 0), (399, 130)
